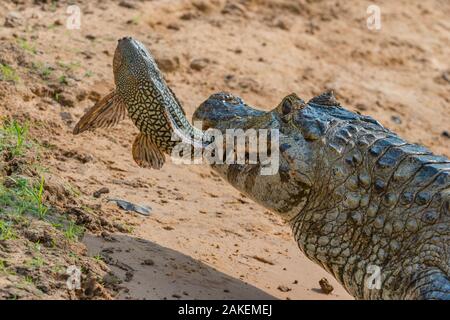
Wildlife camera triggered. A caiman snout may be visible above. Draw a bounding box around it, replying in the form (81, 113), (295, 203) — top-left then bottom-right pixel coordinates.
(193, 92), (266, 131)
(118, 36), (133, 43)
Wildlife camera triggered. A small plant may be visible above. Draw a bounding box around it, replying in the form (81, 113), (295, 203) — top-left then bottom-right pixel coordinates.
(2, 120), (29, 156)
(64, 221), (84, 241)
(68, 251), (80, 264)
(17, 39), (37, 54)
(0, 260), (5, 271)
(51, 265), (64, 274)
(0, 184), (15, 208)
(0, 64), (19, 83)
(32, 242), (41, 253)
(32, 62), (53, 80)
(57, 61), (81, 72)
(64, 183), (81, 198)
(25, 176), (48, 219)
(58, 75), (68, 85)
(27, 255), (44, 269)
(24, 275), (34, 284)
(0, 260), (15, 276)
(0, 179), (30, 217)
(129, 16), (140, 25)
(0, 220), (15, 240)
(49, 0), (58, 12)
(93, 254), (103, 262)
(84, 70), (94, 78)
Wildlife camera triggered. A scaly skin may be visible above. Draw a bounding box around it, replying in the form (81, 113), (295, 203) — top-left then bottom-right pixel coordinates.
(193, 93), (449, 299)
(113, 37), (209, 153)
(77, 37), (450, 299)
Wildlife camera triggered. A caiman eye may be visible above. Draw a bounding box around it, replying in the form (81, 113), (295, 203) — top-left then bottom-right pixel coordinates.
(282, 98), (291, 115)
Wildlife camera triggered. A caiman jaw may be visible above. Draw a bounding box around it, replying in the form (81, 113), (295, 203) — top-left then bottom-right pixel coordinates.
(193, 92), (267, 131)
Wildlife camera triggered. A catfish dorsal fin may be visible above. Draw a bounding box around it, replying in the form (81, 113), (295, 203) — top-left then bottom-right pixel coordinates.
(132, 133), (165, 169)
(73, 90), (127, 134)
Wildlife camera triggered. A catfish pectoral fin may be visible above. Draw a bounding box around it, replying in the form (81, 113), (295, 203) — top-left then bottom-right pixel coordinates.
(73, 89), (127, 134)
(132, 133), (165, 169)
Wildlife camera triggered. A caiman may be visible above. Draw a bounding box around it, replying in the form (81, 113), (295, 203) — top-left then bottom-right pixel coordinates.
(73, 37), (450, 300)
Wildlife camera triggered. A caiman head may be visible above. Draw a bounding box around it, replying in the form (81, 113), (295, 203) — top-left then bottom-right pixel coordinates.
(193, 92), (317, 221)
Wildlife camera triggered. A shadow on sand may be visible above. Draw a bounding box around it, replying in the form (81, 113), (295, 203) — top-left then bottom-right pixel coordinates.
(84, 233), (275, 300)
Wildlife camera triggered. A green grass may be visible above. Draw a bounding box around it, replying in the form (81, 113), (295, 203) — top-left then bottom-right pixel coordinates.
(64, 182), (81, 198)
(57, 61), (81, 72)
(0, 120), (29, 157)
(24, 275), (34, 284)
(0, 260), (6, 272)
(24, 176), (48, 219)
(0, 260), (15, 276)
(58, 75), (68, 85)
(53, 92), (61, 102)
(1, 120), (47, 219)
(17, 39), (37, 54)
(51, 265), (64, 274)
(0, 180), (30, 216)
(4, 176), (48, 220)
(128, 16), (140, 25)
(92, 254), (103, 262)
(32, 62), (53, 80)
(32, 242), (41, 253)
(0, 64), (19, 83)
(1, 119), (87, 260)
(49, 0), (58, 12)
(26, 256), (44, 269)
(64, 221), (84, 242)
(0, 220), (15, 240)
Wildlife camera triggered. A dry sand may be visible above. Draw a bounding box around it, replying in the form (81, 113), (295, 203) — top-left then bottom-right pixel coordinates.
(0, 0), (448, 299)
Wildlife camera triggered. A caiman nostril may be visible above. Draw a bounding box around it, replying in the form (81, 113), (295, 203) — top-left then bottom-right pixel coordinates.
(118, 36), (133, 43)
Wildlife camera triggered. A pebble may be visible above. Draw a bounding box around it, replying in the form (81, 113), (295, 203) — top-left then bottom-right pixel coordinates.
(277, 285), (291, 292)
(355, 103), (368, 111)
(221, 3), (247, 17)
(93, 187), (110, 198)
(125, 271), (134, 282)
(59, 111), (73, 122)
(274, 19), (290, 30)
(119, 1), (137, 9)
(190, 58), (209, 71)
(141, 259), (155, 266)
(319, 277), (334, 294)
(4, 12), (23, 28)
(391, 115), (402, 124)
(193, 1), (211, 12)
(167, 23), (180, 31)
(156, 56), (180, 73)
(179, 12), (197, 21)
(56, 92), (75, 107)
